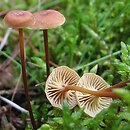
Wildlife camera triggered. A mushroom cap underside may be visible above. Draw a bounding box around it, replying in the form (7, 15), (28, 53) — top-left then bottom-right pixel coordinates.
(45, 66), (80, 109)
(75, 73), (112, 117)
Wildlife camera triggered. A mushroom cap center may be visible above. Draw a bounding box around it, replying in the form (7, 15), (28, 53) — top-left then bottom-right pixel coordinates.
(4, 10), (35, 28)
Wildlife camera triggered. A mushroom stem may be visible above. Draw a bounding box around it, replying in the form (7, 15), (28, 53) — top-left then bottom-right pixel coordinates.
(100, 79), (130, 92)
(43, 29), (50, 77)
(63, 85), (120, 98)
(19, 29), (37, 130)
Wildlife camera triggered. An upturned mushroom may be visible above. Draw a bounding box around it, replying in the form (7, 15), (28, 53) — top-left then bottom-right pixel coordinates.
(4, 10), (36, 129)
(45, 66), (80, 109)
(75, 73), (112, 117)
(45, 66), (130, 117)
(29, 10), (65, 77)
(75, 74), (130, 117)
(45, 66), (114, 110)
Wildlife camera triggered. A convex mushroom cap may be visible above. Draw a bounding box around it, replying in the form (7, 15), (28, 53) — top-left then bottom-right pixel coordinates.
(75, 73), (112, 117)
(29, 10), (65, 29)
(45, 66), (80, 109)
(4, 10), (35, 28)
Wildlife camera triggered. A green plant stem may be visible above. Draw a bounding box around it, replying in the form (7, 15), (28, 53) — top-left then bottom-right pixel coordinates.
(74, 51), (121, 71)
(43, 29), (50, 77)
(63, 85), (120, 98)
(19, 29), (37, 130)
(83, 24), (108, 49)
(0, 51), (21, 68)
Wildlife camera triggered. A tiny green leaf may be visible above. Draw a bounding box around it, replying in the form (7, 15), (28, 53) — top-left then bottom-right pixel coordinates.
(90, 64), (98, 74)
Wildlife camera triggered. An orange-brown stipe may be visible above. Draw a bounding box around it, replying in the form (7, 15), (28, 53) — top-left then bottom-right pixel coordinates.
(4, 10), (36, 129)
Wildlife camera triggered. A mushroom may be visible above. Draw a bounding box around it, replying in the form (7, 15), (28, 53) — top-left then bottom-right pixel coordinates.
(4, 10), (36, 129)
(45, 66), (80, 109)
(45, 65), (130, 117)
(29, 10), (65, 77)
(75, 73), (112, 117)
(4, 10), (34, 28)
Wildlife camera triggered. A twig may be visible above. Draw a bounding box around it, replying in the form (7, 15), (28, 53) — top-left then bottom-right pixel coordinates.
(10, 70), (22, 125)
(11, 71), (22, 101)
(0, 88), (39, 96)
(49, 60), (59, 68)
(0, 96), (28, 113)
(28, 43), (39, 54)
(0, 28), (12, 51)
(29, 42), (58, 68)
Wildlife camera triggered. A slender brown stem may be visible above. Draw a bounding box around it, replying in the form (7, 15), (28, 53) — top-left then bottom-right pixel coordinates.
(100, 79), (130, 92)
(19, 29), (37, 130)
(43, 29), (50, 77)
(63, 85), (120, 98)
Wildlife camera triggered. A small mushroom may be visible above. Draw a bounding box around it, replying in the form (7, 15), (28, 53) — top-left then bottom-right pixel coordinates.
(45, 66), (80, 109)
(4, 10), (35, 28)
(29, 10), (65, 29)
(4, 10), (36, 129)
(45, 66), (126, 116)
(29, 10), (65, 77)
(75, 73), (112, 117)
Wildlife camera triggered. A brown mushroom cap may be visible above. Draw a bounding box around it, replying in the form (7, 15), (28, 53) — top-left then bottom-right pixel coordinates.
(45, 66), (80, 109)
(29, 10), (65, 29)
(75, 73), (112, 117)
(4, 10), (34, 28)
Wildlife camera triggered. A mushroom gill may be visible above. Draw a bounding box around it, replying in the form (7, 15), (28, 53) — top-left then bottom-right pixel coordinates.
(45, 66), (80, 109)
(75, 73), (112, 117)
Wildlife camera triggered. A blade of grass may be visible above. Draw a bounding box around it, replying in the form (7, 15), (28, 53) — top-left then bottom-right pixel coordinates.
(0, 51), (21, 68)
(74, 50), (121, 71)
(82, 24), (108, 50)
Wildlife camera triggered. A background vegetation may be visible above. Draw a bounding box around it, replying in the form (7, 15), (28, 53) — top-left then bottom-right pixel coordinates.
(0, 0), (130, 129)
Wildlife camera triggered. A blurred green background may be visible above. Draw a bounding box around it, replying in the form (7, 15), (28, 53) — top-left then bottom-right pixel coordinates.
(0, 0), (130, 129)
